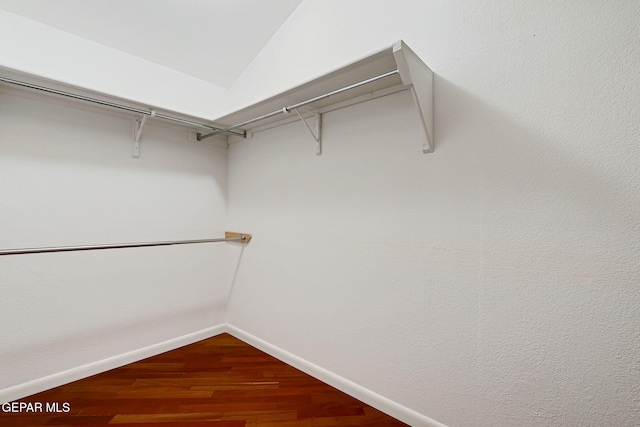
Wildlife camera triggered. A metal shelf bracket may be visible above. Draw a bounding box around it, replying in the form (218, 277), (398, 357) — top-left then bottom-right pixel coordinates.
(290, 108), (322, 155)
(133, 110), (155, 158)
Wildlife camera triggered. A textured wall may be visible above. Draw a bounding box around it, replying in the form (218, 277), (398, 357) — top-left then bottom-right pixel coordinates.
(1, 1), (638, 425)
(0, 86), (229, 392)
(227, 1), (640, 426)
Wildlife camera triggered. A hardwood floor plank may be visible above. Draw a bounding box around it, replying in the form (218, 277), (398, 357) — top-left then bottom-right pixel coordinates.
(245, 419), (313, 427)
(177, 401), (280, 413)
(110, 423), (245, 427)
(221, 409), (299, 421)
(115, 389), (214, 399)
(0, 334), (407, 426)
(109, 411), (225, 423)
(44, 415), (114, 425)
(79, 404), (183, 416)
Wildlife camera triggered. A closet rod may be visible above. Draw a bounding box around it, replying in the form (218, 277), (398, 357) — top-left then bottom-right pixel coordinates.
(0, 236), (249, 256)
(197, 69), (400, 140)
(0, 76), (245, 137)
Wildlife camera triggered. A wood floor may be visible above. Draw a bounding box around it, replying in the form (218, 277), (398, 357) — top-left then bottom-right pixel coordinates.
(1, 334), (408, 426)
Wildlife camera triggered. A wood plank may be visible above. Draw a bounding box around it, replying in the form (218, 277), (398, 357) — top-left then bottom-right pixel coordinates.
(110, 412), (224, 423)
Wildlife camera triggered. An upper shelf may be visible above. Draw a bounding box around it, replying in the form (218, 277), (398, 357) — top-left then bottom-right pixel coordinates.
(200, 40), (434, 154)
(1, 40), (433, 155)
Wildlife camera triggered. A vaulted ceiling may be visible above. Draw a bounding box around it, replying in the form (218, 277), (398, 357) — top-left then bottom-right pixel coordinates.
(0, 0), (304, 88)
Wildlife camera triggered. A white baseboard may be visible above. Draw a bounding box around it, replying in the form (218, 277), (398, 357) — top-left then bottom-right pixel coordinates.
(226, 324), (446, 427)
(0, 324), (226, 404)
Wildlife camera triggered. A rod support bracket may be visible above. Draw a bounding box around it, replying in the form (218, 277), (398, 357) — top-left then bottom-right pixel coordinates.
(196, 129), (247, 141)
(293, 109), (322, 156)
(225, 231), (252, 244)
(133, 110), (155, 158)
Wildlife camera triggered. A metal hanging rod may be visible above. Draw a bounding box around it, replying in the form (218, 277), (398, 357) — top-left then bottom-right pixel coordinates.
(0, 76), (245, 137)
(0, 233), (252, 256)
(197, 69), (400, 141)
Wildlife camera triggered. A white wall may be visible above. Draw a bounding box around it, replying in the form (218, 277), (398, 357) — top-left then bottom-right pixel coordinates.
(0, 85), (229, 399)
(1, 1), (638, 426)
(227, 1), (640, 426)
(0, 9), (230, 119)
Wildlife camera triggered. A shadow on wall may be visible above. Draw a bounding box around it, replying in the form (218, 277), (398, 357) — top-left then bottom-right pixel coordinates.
(0, 88), (228, 249)
(0, 242), (229, 395)
(0, 292), (222, 389)
(428, 75), (639, 425)
(226, 245), (246, 304)
(435, 74), (639, 278)
(0, 88), (224, 177)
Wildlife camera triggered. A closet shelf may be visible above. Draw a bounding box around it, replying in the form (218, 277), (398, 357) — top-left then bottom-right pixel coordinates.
(199, 40), (434, 154)
(1, 40), (433, 155)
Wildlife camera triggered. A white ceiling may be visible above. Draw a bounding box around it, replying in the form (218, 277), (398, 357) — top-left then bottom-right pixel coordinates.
(0, 0), (304, 88)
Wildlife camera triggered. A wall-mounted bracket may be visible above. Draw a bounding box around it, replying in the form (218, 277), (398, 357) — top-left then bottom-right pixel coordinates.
(225, 231), (252, 244)
(392, 41), (433, 154)
(291, 108), (322, 155)
(133, 110), (155, 158)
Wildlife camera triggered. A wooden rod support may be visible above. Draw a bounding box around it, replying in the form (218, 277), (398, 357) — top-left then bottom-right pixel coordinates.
(225, 231), (252, 244)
